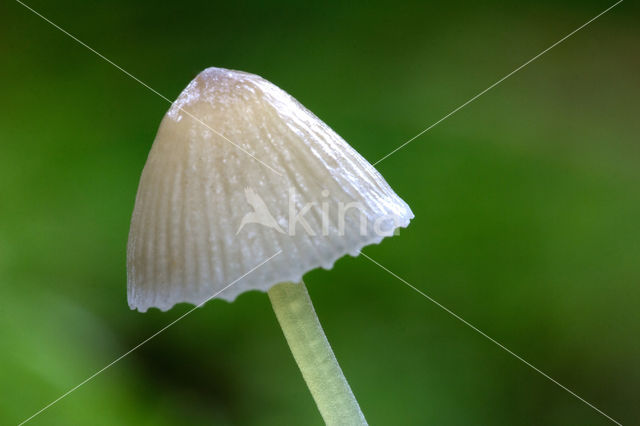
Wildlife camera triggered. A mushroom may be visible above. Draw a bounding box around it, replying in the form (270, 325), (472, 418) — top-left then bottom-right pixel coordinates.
(127, 67), (413, 424)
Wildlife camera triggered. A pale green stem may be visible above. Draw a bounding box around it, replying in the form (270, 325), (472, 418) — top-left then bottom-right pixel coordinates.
(268, 282), (367, 426)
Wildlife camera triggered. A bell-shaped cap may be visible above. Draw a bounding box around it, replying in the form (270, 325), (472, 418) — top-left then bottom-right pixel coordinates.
(127, 67), (413, 312)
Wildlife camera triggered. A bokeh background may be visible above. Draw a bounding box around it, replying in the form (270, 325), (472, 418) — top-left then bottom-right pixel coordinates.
(1, 0), (638, 424)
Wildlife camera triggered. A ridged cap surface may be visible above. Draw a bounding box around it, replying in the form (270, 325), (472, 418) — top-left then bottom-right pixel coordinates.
(127, 67), (413, 312)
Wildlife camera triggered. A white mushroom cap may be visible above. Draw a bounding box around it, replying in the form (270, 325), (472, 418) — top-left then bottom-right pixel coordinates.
(127, 67), (413, 312)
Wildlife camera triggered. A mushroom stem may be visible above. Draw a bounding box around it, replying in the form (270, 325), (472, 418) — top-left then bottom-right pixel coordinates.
(268, 282), (367, 425)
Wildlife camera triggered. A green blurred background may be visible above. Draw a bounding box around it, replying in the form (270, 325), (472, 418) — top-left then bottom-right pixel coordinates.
(1, 0), (638, 424)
